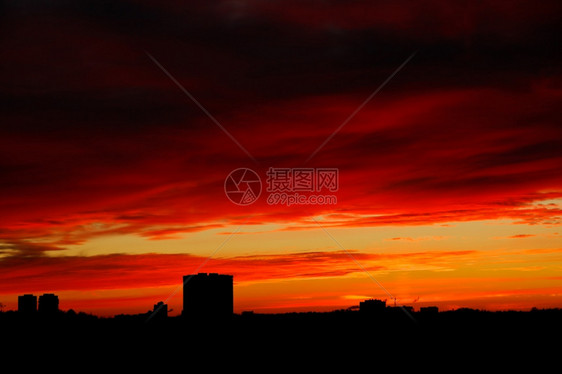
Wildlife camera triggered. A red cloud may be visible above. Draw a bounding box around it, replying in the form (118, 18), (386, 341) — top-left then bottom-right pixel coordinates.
(0, 249), (476, 294)
(1, 87), (561, 252)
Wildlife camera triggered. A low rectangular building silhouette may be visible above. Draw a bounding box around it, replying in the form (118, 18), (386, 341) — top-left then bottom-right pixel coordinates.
(38, 293), (59, 314)
(359, 299), (386, 313)
(18, 294), (37, 313)
(420, 306), (439, 314)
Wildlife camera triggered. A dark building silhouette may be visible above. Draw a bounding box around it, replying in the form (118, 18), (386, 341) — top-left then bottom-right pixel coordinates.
(18, 294), (37, 313)
(420, 306), (439, 314)
(152, 301), (168, 320)
(183, 273), (233, 319)
(359, 299), (386, 313)
(38, 293), (59, 314)
(387, 305), (415, 314)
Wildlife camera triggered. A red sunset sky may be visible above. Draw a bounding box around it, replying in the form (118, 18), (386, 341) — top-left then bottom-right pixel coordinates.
(1, 1), (562, 316)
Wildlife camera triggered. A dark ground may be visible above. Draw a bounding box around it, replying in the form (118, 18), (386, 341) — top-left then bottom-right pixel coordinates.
(1, 308), (560, 369)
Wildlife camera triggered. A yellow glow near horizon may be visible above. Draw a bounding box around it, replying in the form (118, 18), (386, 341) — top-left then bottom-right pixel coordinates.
(55, 218), (562, 258)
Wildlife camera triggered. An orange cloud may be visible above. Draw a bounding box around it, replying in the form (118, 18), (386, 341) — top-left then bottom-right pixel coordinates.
(386, 236), (449, 242)
(493, 234), (537, 239)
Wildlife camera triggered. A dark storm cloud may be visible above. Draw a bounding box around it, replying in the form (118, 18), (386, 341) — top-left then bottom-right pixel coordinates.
(2, 1), (561, 123)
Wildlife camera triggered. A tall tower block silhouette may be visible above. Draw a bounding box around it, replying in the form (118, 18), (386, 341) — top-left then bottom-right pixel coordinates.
(183, 273), (233, 319)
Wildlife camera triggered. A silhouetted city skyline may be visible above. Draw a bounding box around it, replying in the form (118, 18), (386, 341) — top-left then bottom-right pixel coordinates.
(4, 274), (545, 321)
